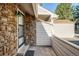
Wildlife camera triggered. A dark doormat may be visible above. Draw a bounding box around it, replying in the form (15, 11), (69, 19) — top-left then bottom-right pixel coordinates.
(25, 50), (35, 56)
(16, 53), (23, 56)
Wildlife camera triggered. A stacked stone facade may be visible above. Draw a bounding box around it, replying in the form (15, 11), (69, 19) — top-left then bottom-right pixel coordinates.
(24, 14), (36, 46)
(0, 3), (36, 56)
(0, 4), (17, 56)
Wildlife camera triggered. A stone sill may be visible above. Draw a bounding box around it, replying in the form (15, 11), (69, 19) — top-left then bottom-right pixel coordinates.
(17, 44), (29, 56)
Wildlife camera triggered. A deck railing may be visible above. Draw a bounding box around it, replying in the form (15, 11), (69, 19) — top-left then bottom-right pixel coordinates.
(51, 36), (79, 56)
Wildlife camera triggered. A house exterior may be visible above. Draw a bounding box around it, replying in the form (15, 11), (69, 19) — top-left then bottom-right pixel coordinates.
(0, 3), (58, 56)
(0, 3), (78, 56)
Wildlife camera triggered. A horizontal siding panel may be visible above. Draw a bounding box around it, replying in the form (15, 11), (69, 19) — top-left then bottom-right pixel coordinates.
(36, 22), (51, 46)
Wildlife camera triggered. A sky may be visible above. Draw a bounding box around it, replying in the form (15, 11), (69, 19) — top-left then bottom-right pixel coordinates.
(41, 3), (58, 13)
(41, 3), (79, 13)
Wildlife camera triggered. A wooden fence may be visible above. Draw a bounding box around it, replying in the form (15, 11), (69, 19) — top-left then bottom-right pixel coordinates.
(51, 36), (79, 56)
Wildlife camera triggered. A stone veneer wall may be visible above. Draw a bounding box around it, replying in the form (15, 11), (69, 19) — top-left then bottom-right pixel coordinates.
(24, 14), (36, 46)
(0, 4), (17, 56)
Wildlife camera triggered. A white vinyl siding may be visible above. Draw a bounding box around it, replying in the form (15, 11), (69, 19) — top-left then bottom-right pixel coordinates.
(36, 22), (51, 46)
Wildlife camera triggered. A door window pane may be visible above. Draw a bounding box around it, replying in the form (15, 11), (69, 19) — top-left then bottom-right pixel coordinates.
(18, 26), (24, 37)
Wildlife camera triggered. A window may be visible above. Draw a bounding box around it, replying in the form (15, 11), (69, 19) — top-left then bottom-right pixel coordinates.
(75, 23), (79, 34)
(18, 13), (24, 48)
(18, 26), (24, 37)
